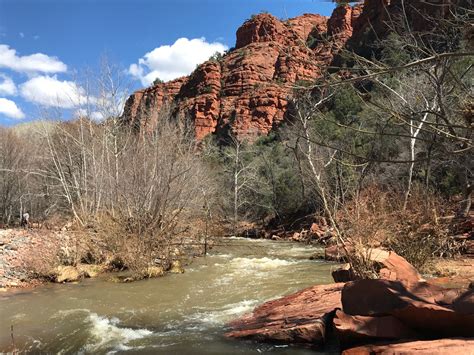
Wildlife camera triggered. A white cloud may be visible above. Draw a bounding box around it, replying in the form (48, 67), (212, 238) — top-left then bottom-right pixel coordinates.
(74, 108), (104, 121)
(0, 44), (67, 74)
(0, 73), (16, 95)
(19, 32), (25, 38)
(20, 75), (92, 108)
(0, 98), (25, 119)
(129, 37), (228, 85)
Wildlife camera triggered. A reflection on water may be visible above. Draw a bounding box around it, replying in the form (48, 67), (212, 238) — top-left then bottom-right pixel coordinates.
(0, 237), (338, 354)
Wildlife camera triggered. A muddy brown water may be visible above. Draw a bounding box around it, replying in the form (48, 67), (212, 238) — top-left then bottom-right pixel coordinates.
(0, 237), (339, 354)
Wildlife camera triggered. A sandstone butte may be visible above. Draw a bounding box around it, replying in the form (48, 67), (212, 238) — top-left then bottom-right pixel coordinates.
(120, 0), (462, 140)
(120, 10), (345, 140)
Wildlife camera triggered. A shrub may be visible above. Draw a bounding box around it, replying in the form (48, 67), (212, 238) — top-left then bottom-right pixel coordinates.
(338, 184), (455, 273)
(152, 77), (163, 86)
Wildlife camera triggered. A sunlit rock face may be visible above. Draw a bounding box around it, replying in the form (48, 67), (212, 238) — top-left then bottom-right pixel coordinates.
(121, 9), (350, 140)
(121, 0), (456, 140)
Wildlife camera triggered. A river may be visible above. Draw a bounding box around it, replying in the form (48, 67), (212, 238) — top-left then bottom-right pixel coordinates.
(0, 237), (338, 354)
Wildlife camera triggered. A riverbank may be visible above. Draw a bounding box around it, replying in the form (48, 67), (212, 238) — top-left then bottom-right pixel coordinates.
(1, 226), (473, 291)
(0, 226), (208, 290)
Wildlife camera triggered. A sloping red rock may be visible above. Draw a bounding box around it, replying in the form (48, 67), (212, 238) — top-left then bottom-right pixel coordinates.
(333, 309), (418, 347)
(328, 247), (421, 286)
(452, 288), (474, 314)
(374, 250), (421, 286)
(341, 279), (474, 338)
(225, 283), (344, 345)
(342, 338), (474, 355)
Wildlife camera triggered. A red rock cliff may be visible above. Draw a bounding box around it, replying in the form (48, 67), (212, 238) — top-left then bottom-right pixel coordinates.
(121, 7), (360, 140)
(121, 0), (458, 140)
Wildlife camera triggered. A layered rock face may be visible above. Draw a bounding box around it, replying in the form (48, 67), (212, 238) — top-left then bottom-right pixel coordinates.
(121, 0), (461, 140)
(121, 7), (361, 140)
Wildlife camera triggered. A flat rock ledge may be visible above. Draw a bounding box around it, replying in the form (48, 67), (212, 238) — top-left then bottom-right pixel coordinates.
(225, 283), (344, 345)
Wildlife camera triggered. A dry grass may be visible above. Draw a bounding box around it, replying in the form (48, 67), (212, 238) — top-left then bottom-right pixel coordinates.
(338, 184), (457, 273)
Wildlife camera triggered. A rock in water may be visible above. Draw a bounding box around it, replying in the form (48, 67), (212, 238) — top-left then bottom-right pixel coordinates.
(146, 266), (165, 278)
(169, 260), (184, 274)
(225, 283), (344, 345)
(56, 266), (81, 283)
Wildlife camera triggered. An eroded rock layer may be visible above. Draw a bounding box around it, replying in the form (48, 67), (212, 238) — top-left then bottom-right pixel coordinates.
(122, 7), (361, 140)
(121, 0), (462, 140)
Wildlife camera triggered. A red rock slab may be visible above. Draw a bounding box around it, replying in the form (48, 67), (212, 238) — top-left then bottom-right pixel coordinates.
(342, 338), (474, 355)
(225, 283), (344, 345)
(452, 288), (474, 314)
(333, 310), (418, 347)
(329, 248), (421, 286)
(332, 263), (359, 283)
(341, 279), (474, 338)
(325, 244), (354, 262)
(376, 251), (421, 286)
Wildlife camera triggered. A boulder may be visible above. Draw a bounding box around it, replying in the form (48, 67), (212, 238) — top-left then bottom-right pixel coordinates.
(169, 260), (185, 274)
(375, 250), (421, 286)
(77, 264), (104, 278)
(334, 309), (418, 347)
(225, 283), (344, 345)
(309, 223), (334, 244)
(291, 232), (302, 241)
(341, 279), (474, 338)
(452, 288), (474, 314)
(56, 266), (82, 283)
(146, 266), (165, 278)
(325, 244), (352, 261)
(327, 247), (421, 285)
(342, 338), (474, 355)
(332, 263), (358, 283)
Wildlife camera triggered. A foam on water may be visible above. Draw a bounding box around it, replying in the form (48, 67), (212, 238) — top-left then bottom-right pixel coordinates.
(229, 257), (297, 270)
(212, 256), (300, 286)
(81, 312), (152, 353)
(227, 236), (267, 242)
(185, 299), (260, 326)
(51, 308), (91, 319)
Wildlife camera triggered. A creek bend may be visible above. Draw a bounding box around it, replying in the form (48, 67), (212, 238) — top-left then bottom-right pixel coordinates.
(0, 237), (338, 354)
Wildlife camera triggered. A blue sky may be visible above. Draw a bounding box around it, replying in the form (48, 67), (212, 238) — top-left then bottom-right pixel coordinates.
(0, 0), (336, 125)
